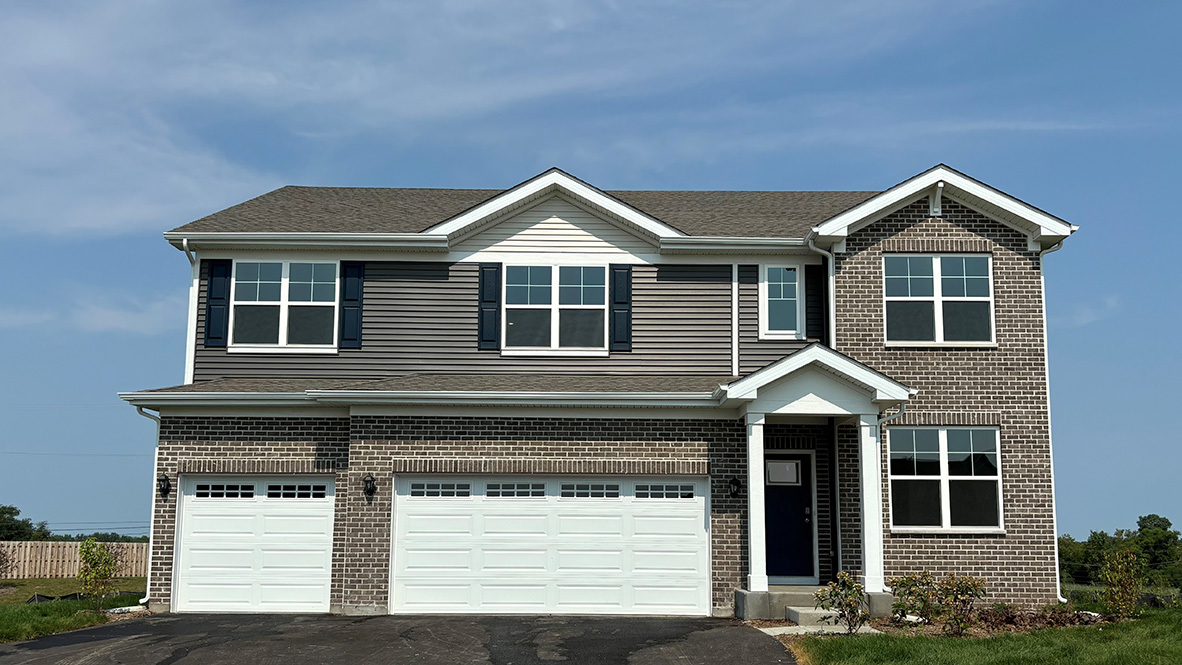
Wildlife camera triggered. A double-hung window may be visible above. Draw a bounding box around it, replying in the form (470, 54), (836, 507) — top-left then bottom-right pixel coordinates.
(504, 265), (606, 352)
(889, 427), (1003, 531)
(884, 255), (993, 344)
(230, 261), (339, 349)
(759, 265), (803, 339)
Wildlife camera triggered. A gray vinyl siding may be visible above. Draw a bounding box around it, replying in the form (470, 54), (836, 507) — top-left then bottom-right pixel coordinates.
(737, 264), (813, 375)
(193, 261), (733, 380)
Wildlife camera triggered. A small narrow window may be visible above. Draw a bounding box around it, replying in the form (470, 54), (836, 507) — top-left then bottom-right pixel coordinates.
(409, 482), (471, 498)
(266, 484), (327, 499)
(560, 483), (620, 498)
(760, 265), (804, 339)
(486, 483), (545, 498)
(635, 484), (694, 499)
(195, 483), (255, 499)
(884, 255), (993, 343)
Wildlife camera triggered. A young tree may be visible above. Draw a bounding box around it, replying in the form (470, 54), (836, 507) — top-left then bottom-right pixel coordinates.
(77, 538), (122, 612)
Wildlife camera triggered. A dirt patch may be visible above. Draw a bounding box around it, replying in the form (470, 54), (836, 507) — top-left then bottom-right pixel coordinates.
(105, 609), (149, 624)
(744, 618), (798, 629)
(0, 587), (16, 598)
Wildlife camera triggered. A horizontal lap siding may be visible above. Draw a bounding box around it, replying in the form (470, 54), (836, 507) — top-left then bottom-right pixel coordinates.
(193, 262), (732, 379)
(737, 265), (810, 374)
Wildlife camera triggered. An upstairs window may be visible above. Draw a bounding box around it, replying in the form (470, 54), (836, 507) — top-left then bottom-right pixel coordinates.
(889, 427), (1002, 530)
(504, 265), (606, 352)
(884, 255), (993, 344)
(230, 261), (338, 349)
(759, 264), (804, 339)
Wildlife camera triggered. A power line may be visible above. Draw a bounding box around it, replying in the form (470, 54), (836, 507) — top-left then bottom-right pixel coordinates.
(0, 451), (151, 458)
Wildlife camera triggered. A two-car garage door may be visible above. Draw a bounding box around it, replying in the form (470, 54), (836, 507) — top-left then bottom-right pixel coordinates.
(391, 476), (711, 616)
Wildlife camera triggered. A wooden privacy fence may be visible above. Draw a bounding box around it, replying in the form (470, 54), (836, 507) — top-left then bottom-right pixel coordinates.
(0, 542), (147, 579)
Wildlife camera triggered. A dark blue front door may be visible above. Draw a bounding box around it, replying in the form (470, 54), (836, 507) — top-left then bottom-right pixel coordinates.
(764, 454), (815, 578)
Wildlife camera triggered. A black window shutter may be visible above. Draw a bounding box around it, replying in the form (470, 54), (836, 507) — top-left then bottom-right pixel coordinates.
(478, 263), (502, 350)
(203, 259), (232, 348)
(805, 262), (827, 342)
(609, 264), (633, 351)
(338, 261), (365, 349)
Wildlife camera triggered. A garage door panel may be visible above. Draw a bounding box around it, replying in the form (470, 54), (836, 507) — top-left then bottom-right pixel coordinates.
(392, 476), (709, 615)
(176, 475), (334, 613)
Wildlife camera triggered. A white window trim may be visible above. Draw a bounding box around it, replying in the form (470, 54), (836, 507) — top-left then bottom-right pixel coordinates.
(500, 264), (609, 355)
(228, 259), (341, 353)
(882, 254), (996, 347)
(758, 262), (806, 340)
(887, 426), (1005, 534)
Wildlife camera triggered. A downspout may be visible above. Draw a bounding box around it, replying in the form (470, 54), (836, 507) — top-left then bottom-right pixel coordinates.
(181, 238), (195, 266)
(1038, 239), (1068, 602)
(134, 406), (161, 607)
(872, 400), (909, 593)
(805, 232), (837, 348)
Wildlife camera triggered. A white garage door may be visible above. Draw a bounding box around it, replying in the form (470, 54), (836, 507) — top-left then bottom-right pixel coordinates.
(175, 475), (335, 613)
(391, 476), (710, 615)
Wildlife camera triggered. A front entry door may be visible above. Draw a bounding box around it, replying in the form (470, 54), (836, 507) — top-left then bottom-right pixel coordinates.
(764, 453), (817, 582)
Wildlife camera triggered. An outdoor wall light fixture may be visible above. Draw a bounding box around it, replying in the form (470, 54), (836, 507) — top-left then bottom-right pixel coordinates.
(157, 473), (171, 497)
(363, 474), (377, 497)
(728, 475), (742, 499)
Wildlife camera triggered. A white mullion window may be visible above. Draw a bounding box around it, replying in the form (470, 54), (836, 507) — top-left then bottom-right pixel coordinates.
(229, 260), (339, 351)
(503, 265), (606, 352)
(759, 264), (804, 339)
(884, 254), (994, 345)
(888, 427), (1003, 532)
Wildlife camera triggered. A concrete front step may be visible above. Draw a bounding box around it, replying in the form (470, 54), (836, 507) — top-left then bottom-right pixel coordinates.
(735, 587), (824, 619)
(786, 606), (831, 626)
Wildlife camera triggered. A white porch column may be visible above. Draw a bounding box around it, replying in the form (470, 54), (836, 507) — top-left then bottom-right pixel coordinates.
(858, 414), (886, 593)
(746, 413), (768, 592)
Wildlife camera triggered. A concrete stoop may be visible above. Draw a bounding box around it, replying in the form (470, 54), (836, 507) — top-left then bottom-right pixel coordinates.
(735, 588), (894, 621)
(785, 606), (829, 626)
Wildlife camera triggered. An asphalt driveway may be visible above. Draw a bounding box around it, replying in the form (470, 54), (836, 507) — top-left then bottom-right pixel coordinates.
(0, 614), (794, 664)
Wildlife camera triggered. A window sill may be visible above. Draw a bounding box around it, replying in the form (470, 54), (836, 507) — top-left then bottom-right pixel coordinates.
(227, 346), (339, 355)
(758, 332), (804, 341)
(500, 348), (610, 358)
(884, 341), (998, 349)
(890, 527), (1006, 536)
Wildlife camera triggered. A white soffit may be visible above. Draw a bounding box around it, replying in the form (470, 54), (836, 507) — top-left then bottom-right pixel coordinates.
(723, 343), (916, 403)
(425, 168), (686, 243)
(811, 164), (1078, 249)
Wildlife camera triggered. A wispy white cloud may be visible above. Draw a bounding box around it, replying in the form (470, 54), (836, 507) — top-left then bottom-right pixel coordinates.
(1053, 296), (1120, 329)
(0, 292), (186, 335)
(0, 0), (1041, 235)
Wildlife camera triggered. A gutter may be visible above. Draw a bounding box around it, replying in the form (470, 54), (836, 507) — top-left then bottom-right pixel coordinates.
(119, 391), (315, 408)
(659, 236), (811, 254)
(132, 407), (161, 607)
(165, 232), (451, 252)
(306, 389), (721, 408)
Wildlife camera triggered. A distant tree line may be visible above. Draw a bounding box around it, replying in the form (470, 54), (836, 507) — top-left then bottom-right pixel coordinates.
(1059, 514), (1182, 588)
(0, 504), (148, 543)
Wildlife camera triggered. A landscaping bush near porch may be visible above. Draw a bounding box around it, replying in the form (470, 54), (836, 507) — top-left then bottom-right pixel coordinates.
(793, 608), (1182, 665)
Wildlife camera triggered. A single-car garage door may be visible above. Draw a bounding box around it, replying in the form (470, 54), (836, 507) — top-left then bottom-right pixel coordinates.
(175, 475), (335, 613)
(391, 476), (710, 615)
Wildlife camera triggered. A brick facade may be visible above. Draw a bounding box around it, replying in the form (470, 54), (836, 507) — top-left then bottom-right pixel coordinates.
(148, 415), (748, 614)
(834, 197), (1059, 606)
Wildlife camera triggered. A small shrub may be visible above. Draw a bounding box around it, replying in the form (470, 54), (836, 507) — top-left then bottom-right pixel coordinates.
(77, 539), (122, 612)
(887, 571), (941, 625)
(937, 573), (987, 636)
(813, 571), (870, 635)
(976, 602), (1019, 630)
(1100, 549), (1142, 618)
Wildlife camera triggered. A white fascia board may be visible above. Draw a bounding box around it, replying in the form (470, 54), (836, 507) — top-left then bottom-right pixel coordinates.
(424, 170), (685, 240)
(812, 165), (1076, 245)
(305, 389), (720, 408)
(165, 232), (450, 252)
(724, 344), (915, 403)
(659, 237), (810, 254)
(118, 391), (315, 408)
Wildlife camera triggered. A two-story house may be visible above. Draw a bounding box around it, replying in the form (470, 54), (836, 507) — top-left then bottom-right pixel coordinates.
(121, 164), (1076, 618)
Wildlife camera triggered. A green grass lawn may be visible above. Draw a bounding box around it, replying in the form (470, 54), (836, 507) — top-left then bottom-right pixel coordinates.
(0, 578), (146, 643)
(795, 609), (1182, 665)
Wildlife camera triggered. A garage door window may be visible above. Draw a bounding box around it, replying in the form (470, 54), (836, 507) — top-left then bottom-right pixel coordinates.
(266, 484), (327, 499)
(560, 483), (620, 498)
(486, 483), (544, 497)
(635, 484), (694, 499)
(195, 484), (255, 499)
(410, 482), (471, 497)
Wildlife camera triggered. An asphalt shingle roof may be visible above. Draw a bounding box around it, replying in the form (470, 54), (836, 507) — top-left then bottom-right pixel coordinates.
(168, 186), (880, 239)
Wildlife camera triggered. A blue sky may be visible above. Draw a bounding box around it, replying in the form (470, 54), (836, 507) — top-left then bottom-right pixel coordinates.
(0, 0), (1177, 539)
